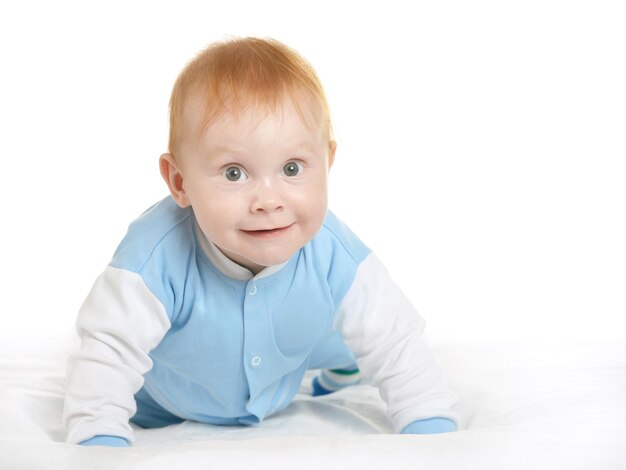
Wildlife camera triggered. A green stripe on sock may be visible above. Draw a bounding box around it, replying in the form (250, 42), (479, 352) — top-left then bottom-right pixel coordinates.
(329, 368), (360, 376)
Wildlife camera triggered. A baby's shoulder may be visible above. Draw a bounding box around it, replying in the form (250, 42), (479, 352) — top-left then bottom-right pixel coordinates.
(311, 210), (371, 267)
(110, 196), (195, 273)
(305, 211), (372, 305)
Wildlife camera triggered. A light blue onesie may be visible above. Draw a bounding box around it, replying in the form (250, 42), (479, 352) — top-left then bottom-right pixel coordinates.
(113, 196), (366, 427)
(64, 196), (459, 445)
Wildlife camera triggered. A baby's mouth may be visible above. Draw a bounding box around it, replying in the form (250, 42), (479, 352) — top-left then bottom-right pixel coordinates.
(241, 224), (294, 239)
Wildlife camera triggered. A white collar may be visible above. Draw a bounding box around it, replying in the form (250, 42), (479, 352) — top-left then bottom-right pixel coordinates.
(194, 222), (289, 281)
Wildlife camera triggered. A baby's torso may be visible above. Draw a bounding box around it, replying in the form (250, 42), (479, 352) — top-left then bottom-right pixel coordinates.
(109, 196), (370, 424)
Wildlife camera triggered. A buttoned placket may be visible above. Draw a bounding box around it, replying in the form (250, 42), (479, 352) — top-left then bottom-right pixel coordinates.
(241, 275), (291, 421)
(244, 279), (262, 369)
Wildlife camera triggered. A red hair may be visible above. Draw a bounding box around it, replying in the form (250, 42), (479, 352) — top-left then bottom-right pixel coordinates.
(168, 37), (333, 156)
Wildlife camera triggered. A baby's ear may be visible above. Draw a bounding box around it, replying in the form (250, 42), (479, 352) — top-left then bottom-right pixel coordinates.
(328, 140), (337, 169)
(159, 153), (190, 208)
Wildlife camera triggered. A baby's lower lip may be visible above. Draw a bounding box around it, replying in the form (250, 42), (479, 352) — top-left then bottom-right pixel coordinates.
(241, 224), (294, 239)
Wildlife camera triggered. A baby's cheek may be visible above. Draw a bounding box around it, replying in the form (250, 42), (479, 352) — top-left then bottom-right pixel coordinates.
(300, 212), (326, 243)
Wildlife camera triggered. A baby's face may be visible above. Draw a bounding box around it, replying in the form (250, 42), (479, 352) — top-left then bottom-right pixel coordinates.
(173, 98), (334, 274)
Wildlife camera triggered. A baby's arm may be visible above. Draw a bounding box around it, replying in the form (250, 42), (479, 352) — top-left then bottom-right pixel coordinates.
(63, 267), (170, 446)
(334, 254), (459, 434)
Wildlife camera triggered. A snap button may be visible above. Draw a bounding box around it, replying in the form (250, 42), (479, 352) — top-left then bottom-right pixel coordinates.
(251, 356), (262, 366)
(249, 285), (257, 296)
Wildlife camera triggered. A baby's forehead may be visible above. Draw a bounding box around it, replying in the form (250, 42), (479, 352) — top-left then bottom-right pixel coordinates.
(182, 92), (324, 139)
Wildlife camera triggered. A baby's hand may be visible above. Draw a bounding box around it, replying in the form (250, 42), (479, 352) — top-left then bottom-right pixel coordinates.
(401, 418), (457, 434)
(79, 435), (130, 447)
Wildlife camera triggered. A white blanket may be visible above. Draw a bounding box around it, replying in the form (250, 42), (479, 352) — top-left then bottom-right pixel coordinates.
(1, 337), (625, 469)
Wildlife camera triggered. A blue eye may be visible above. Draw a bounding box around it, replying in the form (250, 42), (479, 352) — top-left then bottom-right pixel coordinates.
(224, 166), (247, 182)
(282, 161), (303, 177)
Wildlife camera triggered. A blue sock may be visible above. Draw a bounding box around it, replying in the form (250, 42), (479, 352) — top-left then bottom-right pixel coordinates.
(311, 366), (361, 396)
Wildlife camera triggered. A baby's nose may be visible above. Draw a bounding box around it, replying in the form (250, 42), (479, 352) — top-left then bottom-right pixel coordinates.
(251, 179), (284, 213)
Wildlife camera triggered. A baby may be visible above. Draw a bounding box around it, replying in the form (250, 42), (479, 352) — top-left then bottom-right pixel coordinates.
(63, 37), (459, 447)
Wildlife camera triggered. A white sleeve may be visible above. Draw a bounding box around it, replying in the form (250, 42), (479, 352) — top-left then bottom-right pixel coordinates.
(63, 266), (171, 444)
(334, 253), (459, 432)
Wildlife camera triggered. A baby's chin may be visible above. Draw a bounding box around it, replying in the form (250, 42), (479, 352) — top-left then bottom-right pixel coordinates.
(247, 251), (297, 270)
(220, 245), (299, 274)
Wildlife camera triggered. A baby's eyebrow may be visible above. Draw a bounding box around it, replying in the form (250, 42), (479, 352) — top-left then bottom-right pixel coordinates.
(208, 140), (320, 157)
(206, 144), (248, 159)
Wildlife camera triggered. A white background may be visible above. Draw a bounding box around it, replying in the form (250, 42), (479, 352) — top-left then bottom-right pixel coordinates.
(0, 0), (624, 346)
